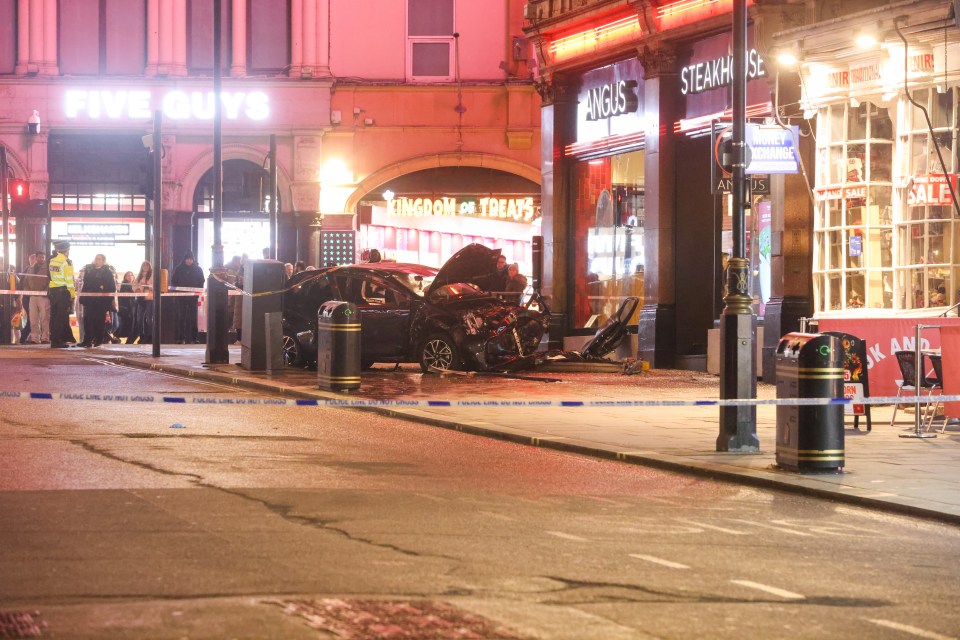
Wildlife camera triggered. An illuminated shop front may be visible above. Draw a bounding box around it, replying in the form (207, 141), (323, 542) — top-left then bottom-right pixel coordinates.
(359, 167), (541, 276)
(789, 2), (960, 316)
(528, 4), (811, 374)
(568, 57), (646, 330)
(47, 133), (150, 275)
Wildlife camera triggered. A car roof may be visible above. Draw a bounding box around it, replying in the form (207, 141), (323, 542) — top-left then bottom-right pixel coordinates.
(287, 262), (438, 285)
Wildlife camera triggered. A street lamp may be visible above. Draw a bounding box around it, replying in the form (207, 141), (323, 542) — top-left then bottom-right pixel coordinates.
(717, 0), (759, 452)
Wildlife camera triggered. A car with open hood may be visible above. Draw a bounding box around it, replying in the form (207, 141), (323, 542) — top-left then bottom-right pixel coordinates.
(281, 244), (549, 372)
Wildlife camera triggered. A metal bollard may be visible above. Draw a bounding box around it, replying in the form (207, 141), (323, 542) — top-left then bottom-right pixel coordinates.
(317, 301), (360, 392)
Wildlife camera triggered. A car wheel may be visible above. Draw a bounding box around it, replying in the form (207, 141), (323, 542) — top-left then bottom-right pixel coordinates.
(418, 333), (461, 373)
(282, 332), (305, 367)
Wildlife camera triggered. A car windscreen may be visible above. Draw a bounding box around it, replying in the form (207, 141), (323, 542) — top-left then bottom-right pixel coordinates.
(393, 272), (435, 297)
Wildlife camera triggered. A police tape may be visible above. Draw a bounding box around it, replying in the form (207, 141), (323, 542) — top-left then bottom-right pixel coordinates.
(1, 390), (959, 408)
(0, 289), (242, 297)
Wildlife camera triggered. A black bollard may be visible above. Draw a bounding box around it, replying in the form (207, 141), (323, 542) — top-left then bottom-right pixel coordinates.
(204, 271), (229, 364)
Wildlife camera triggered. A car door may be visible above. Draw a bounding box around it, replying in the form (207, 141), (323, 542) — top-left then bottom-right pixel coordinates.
(338, 273), (411, 359)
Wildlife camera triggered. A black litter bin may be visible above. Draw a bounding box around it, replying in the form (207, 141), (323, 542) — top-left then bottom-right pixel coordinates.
(775, 332), (844, 472)
(317, 301), (360, 392)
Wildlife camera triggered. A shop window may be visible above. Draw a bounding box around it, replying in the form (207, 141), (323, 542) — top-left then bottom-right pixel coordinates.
(893, 87), (959, 312)
(0, 0), (14, 74)
(813, 101), (894, 312)
(572, 152), (645, 330)
(188, 0), (232, 73)
(247, 0), (289, 73)
(407, 0), (454, 81)
(59, 0), (146, 76)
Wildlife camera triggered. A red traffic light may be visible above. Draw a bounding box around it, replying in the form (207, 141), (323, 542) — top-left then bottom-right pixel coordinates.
(9, 179), (29, 200)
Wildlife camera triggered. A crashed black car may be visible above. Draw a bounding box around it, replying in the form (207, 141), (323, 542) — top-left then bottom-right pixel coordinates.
(281, 244), (549, 372)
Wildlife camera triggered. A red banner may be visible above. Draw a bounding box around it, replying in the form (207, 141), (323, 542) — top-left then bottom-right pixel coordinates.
(817, 318), (960, 397)
(942, 326), (960, 419)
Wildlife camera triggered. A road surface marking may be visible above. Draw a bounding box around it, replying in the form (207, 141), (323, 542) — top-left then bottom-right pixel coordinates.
(414, 493), (449, 503)
(677, 519), (748, 535)
(730, 519), (813, 536)
(629, 554), (689, 569)
(865, 619), (956, 640)
(478, 511), (514, 522)
(545, 531), (588, 542)
(730, 580), (805, 600)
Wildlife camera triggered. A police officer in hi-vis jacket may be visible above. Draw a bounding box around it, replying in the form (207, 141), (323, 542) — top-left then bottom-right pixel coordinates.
(48, 240), (76, 348)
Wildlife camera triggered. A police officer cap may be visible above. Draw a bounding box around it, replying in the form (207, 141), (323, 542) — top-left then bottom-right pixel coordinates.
(54, 240), (70, 251)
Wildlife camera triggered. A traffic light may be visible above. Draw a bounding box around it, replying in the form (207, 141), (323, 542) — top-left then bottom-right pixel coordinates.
(8, 179), (28, 201)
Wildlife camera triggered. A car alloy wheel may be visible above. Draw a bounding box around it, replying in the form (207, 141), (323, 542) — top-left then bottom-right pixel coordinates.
(282, 333), (304, 367)
(419, 333), (460, 373)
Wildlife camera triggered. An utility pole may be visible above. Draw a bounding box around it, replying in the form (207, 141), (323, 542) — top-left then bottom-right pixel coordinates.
(0, 146), (10, 346)
(269, 134), (278, 259)
(205, 0), (230, 363)
(1, 145), (8, 275)
(717, 0), (759, 452)
(151, 112), (162, 358)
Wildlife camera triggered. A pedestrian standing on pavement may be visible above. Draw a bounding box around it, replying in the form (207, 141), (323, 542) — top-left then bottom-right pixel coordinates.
(117, 271), (136, 342)
(79, 254), (116, 347)
(231, 254), (246, 343)
(493, 254), (508, 294)
(171, 250), (205, 343)
(48, 240), (76, 348)
(504, 263), (528, 305)
(23, 252), (50, 343)
(19, 252), (37, 344)
(131, 261), (154, 344)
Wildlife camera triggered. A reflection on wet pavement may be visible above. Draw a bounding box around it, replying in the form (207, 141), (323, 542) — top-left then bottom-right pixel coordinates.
(318, 363), (746, 402)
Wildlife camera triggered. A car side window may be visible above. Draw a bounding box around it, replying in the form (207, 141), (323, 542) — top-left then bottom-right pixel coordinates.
(333, 275), (366, 305)
(304, 274), (333, 304)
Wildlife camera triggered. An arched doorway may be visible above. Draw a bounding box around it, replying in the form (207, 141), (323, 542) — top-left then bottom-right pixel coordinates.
(191, 159), (281, 265)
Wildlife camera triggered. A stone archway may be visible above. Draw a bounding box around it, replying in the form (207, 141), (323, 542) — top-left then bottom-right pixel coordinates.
(344, 152), (540, 212)
(177, 144), (293, 213)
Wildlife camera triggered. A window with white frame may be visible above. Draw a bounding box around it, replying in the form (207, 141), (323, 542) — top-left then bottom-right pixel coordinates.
(894, 88), (960, 312)
(407, 0), (455, 81)
(813, 100), (894, 312)
(813, 90), (960, 314)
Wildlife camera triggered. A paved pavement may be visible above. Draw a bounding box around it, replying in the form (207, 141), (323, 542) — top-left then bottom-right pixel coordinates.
(40, 343), (960, 524)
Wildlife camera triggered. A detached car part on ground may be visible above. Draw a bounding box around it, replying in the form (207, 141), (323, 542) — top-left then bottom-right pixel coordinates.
(281, 244), (550, 373)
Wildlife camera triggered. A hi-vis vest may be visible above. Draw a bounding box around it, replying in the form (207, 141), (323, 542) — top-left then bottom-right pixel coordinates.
(49, 252), (75, 298)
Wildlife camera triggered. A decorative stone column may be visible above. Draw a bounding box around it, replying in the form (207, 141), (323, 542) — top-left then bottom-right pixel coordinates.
(28, 0), (42, 71)
(15, 0), (29, 74)
(172, 0), (187, 76)
(230, 0), (246, 77)
(42, 0), (56, 74)
(535, 74), (578, 350)
(146, 0), (159, 75)
(158, 0), (173, 74)
(315, 0), (330, 76)
(637, 43), (678, 368)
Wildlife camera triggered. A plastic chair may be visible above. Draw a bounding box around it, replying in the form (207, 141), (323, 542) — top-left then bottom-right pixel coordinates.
(890, 350), (941, 427)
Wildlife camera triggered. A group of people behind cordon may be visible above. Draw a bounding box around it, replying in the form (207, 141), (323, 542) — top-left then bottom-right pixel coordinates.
(8, 243), (206, 348)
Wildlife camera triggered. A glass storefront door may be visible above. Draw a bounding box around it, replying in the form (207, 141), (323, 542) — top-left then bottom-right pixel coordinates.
(572, 150), (645, 329)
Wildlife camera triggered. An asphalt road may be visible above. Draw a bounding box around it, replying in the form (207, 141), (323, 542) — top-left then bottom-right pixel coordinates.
(0, 349), (958, 640)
